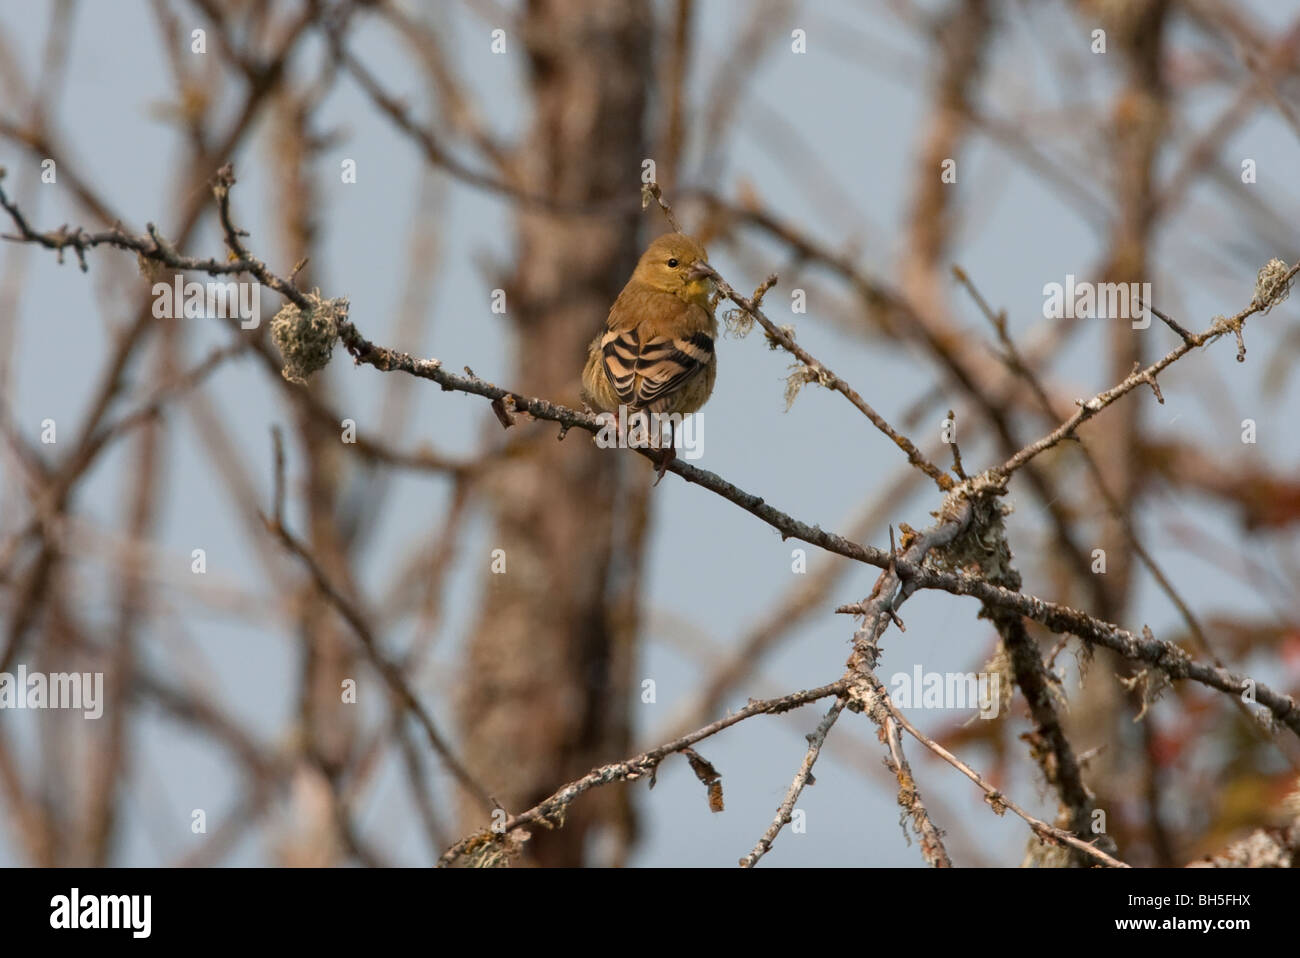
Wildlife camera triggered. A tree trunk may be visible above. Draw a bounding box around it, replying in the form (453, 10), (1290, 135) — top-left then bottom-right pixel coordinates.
(457, 0), (653, 867)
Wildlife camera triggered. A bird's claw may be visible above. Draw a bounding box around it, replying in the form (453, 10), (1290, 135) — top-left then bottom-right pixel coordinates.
(652, 447), (676, 486)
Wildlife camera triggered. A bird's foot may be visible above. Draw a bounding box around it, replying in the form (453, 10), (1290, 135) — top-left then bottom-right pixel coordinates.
(652, 446), (677, 486)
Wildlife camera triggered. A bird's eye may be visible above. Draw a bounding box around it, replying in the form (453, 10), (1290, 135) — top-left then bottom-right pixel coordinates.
(667, 258), (679, 268)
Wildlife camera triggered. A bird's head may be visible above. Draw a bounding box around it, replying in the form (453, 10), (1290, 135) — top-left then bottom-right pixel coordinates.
(632, 232), (714, 307)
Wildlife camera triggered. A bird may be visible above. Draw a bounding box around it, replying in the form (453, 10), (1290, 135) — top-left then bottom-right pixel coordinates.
(581, 232), (717, 483)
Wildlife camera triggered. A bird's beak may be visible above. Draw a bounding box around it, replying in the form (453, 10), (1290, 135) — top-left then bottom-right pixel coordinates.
(688, 262), (716, 291)
(682, 265), (715, 303)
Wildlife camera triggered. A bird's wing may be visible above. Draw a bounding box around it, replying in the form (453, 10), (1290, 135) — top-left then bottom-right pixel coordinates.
(599, 308), (714, 411)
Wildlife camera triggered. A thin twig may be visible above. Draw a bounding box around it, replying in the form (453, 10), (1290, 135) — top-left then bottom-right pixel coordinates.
(848, 671), (1129, 868)
(438, 680), (850, 866)
(739, 696), (846, 867)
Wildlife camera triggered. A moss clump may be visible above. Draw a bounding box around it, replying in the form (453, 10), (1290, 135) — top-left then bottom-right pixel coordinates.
(1253, 257), (1293, 313)
(271, 292), (347, 384)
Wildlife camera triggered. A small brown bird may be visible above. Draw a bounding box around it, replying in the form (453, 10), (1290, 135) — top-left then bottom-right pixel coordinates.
(582, 232), (717, 481)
